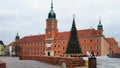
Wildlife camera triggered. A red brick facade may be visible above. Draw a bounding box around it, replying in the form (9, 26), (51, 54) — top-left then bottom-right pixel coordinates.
(9, 21), (119, 57)
(10, 29), (109, 56)
(106, 38), (119, 54)
(19, 56), (85, 67)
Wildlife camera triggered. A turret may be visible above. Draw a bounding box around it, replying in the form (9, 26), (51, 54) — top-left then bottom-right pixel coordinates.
(15, 33), (20, 41)
(97, 17), (103, 35)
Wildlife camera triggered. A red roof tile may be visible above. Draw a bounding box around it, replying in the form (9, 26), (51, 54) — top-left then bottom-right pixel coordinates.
(106, 38), (118, 44)
(55, 29), (99, 39)
(13, 29), (101, 43)
(16, 34), (45, 43)
(77, 29), (98, 37)
(8, 41), (15, 46)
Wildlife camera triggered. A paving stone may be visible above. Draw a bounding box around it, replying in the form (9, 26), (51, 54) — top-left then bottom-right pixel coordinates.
(0, 57), (61, 68)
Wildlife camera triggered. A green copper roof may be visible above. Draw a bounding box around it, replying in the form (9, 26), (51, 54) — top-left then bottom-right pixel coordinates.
(17, 33), (19, 36)
(48, 0), (56, 19)
(15, 32), (20, 40)
(97, 17), (103, 30)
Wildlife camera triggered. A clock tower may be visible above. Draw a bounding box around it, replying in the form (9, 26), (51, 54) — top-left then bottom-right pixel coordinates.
(45, 0), (58, 40)
(45, 0), (58, 56)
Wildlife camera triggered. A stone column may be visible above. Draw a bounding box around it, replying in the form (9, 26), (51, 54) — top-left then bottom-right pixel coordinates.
(88, 57), (97, 68)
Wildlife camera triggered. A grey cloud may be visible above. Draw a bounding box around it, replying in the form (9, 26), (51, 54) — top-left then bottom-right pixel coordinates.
(0, 0), (120, 45)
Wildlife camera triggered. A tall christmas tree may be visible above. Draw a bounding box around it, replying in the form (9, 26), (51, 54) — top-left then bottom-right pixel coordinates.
(66, 15), (82, 54)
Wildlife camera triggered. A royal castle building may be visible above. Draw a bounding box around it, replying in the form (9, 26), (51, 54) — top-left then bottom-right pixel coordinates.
(9, 1), (120, 57)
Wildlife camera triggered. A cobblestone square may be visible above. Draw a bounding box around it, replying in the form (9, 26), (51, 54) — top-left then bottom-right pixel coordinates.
(0, 57), (61, 68)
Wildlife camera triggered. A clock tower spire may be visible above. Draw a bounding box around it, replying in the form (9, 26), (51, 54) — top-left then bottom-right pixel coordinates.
(48, 0), (56, 19)
(97, 17), (103, 35)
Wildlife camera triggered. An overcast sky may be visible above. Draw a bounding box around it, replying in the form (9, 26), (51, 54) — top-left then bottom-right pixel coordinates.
(0, 0), (120, 45)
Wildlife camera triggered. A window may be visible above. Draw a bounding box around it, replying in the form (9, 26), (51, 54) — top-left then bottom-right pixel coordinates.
(96, 45), (99, 50)
(54, 44), (56, 47)
(37, 42), (39, 45)
(41, 42), (42, 45)
(58, 51), (60, 53)
(96, 38), (99, 42)
(97, 52), (99, 55)
(54, 51), (56, 53)
(41, 52), (42, 54)
(40, 48), (42, 51)
(58, 45), (60, 47)
(84, 45), (86, 50)
(37, 48), (39, 50)
(90, 38), (92, 42)
(63, 47), (65, 50)
(35, 48), (36, 51)
(84, 39), (86, 42)
(90, 45), (92, 50)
